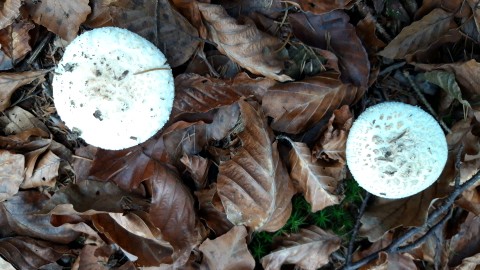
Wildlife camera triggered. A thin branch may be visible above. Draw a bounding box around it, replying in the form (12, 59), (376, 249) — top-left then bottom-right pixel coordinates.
(345, 192), (371, 267)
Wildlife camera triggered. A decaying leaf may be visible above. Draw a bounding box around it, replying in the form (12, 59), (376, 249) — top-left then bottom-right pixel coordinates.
(198, 3), (291, 82)
(260, 226), (341, 270)
(0, 106), (49, 134)
(448, 213), (480, 267)
(0, 71), (47, 112)
(289, 0), (354, 14)
(199, 226), (255, 270)
(284, 137), (344, 212)
(0, 0), (21, 30)
(24, 0), (91, 41)
(195, 184), (234, 237)
(0, 20), (35, 64)
(262, 72), (360, 134)
(22, 150), (59, 189)
(378, 8), (459, 60)
(0, 150), (24, 202)
(180, 154), (209, 189)
(217, 101), (295, 232)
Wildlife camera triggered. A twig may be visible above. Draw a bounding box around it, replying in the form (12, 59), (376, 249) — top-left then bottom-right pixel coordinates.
(344, 192), (371, 267)
(343, 169), (480, 270)
(403, 70), (452, 134)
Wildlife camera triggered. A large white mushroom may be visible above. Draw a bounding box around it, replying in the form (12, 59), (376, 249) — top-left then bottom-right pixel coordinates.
(346, 102), (448, 199)
(52, 27), (174, 150)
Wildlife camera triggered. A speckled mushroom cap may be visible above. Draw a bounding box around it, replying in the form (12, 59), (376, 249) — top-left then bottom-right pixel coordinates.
(346, 102), (448, 199)
(52, 27), (174, 150)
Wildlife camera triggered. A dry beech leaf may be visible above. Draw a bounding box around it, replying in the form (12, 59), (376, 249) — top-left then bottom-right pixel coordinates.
(198, 226), (255, 270)
(260, 226), (341, 270)
(39, 180), (147, 216)
(93, 213), (174, 266)
(0, 191), (103, 245)
(448, 213), (480, 267)
(195, 184), (234, 237)
(0, 150), (24, 202)
(289, 11), (370, 88)
(262, 72), (360, 134)
(180, 154), (209, 189)
(313, 105), (353, 164)
(0, 0), (21, 29)
(146, 162), (205, 266)
(217, 101), (295, 232)
(454, 253), (480, 270)
(21, 150), (60, 189)
(289, 0), (354, 14)
(284, 137), (344, 212)
(216, 0), (283, 18)
(171, 0), (207, 39)
(72, 245), (113, 270)
(0, 236), (69, 270)
(24, 0), (91, 41)
(0, 71), (47, 112)
(198, 3), (291, 82)
(0, 20), (35, 64)
(378, 8), (457, 60)
(0, 106), (49, 134)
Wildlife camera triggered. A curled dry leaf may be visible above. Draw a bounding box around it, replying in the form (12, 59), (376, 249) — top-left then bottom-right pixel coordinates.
(260, 226), (341, 270)
(0, 236), (69, 270)
(289, 0), (354, 14)
(198, 226), (255, 270)
(0, 20), (35, 64)
(378, 8), (458, 60)
(180, 154), (209, 189)
(217, 101), (295, 232)
(0, 106), (49, 134)
(289, 11), (370, 88)
(0, 0), (21, 29)
(313, 105), (353, 164)
(283, 137), (344, 212)
(0, 150), (23, 202)
(262, 72), (360, 134)
(198, 3), (291, 82)
(21, 150), (60, 189)
(24, 0), (91, 41)
(195, 184), (234, 237)
(0, 71), (47, 112)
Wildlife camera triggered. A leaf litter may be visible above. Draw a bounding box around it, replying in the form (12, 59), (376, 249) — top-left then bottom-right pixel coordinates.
(0, 0), (478, 269)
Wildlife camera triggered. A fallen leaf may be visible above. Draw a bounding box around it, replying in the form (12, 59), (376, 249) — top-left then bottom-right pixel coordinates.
(199, 226), (255, 270)
(262, 72), (360, 134)
(72, 245), (114, 270)
(217, 101), (295, 232)
(284, 137), (344, 212)
(180, 154), (209, 189)
(0, 106), (49, 134)
(215, 0), (283, 18)
(195, 184), (234, 237)
(289, 11), (370, 88)
(0, 150), (23, 201)
(198, 3), (291, 82)
(21, 150), (60, 189)
(0, 71), (47, 112)
(0, 20), (35, 64)
(448, 213), (480, 267)
(24, 0), (91, 41)
(378, 8), (458, 60)
(289, 0), (354, 14)
(0, 0), (21, 29)
(171, 0), (207, 39)
(454, 253), (480, 270)
(260, 226), (341, 270)
(313, 105), (353, 164)
(0, 128), (50, 153)
(0, 236), (69, 270)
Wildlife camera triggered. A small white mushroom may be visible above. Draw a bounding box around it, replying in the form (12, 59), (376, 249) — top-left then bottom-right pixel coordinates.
(346, 102), (448, 199)
(52, 27), (174, 150)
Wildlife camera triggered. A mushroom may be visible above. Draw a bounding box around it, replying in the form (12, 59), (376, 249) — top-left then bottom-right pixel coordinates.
(52, 27), (174, 150)
(346, 102), (448, 199)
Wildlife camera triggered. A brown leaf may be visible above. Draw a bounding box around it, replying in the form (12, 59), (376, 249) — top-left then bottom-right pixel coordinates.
(0, 20), (34, 64)
(146, 162), (205, 266)
(0, 236), (69, 270)
(260, 226), (341, 270)
(195, 184), (234, 237)
(199, 226), (255, 270)
(284, 137), (344, 212)
(198, 3), (291, 82)
(21, 150), (60, 189)
(0, 128), (50, 152)
(217, 101), (295, 231)
(454, 253), (480, 270)
(215, 0), (283, 18)
(0, 106), (49, 134)
(0, 71), (47, 112)
(0, 150), (23, 202)
(24, 0), (91, 41)
(0, 0), (21, 29)
(313, 105), (353, 164)
(289, 0), (354, 14)
(378, 8), (458, 60)
(289, 11), (370, 88)
(72, 245), (113, 270)
(93, 213), (173, 266)
(262, 72), (360, 134)
(171, 0), (207, 39)
(448, 213), (480, 267)
(180, 154), (209, 189)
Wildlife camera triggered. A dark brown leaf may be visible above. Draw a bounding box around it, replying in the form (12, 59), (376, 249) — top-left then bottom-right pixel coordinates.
(215, 0), (283, 18)
(180, 154), (209, 189)
(217, 101), (295, 232)
(199, 226), (255, 270)
(289, 11), (370, 88)
(195, 184), (234, 237)
(262, 72), (360, 134)
(198, 3), (291, 82)
(0, 20), (35, 63)
(289, 0), (354, 14)
(72, 245), (113, 270)
(0, 71), (47, 112)
(448, 213), (480, 267)
(24, 0), (91, 41)
(0, 0), (21, 29)
(260, 226), (341, 270)
(0, 150), (23, 201)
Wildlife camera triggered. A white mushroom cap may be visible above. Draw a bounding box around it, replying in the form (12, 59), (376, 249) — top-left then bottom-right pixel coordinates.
(52, 27), (174, 150)
(346, 102), (448, 199)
